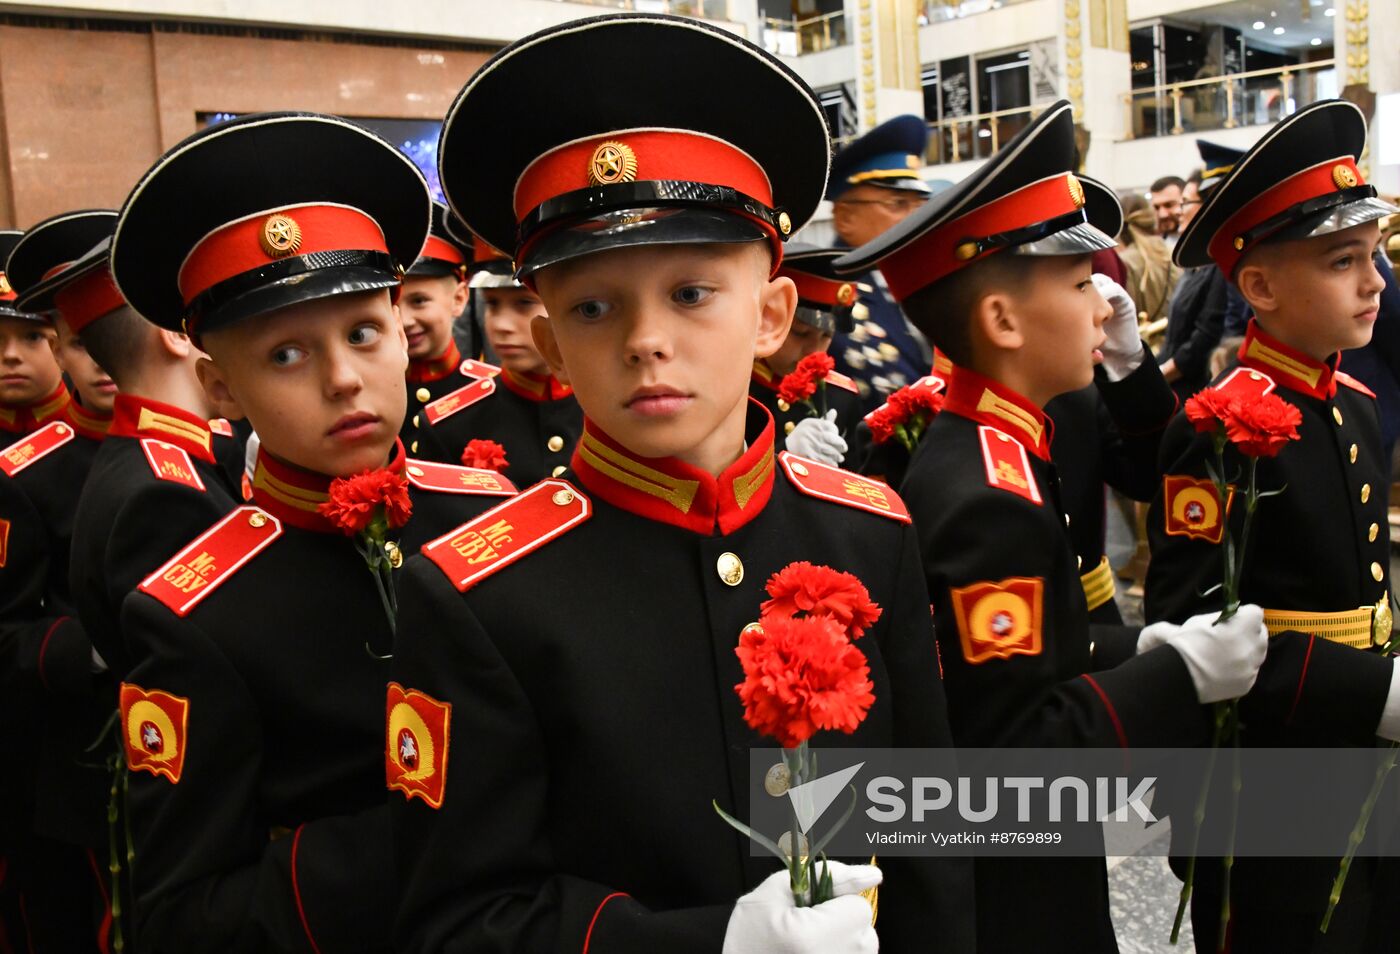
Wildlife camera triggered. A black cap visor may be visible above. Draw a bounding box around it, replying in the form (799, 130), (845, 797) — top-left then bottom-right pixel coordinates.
(191, 261), (399, 337)
(519, 205), (769, 279)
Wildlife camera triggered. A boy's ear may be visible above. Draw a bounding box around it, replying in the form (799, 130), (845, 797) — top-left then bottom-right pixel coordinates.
(195, 355), (245, 421)
(530, 314), (569, 386)
(452, 279), (470, 316)
(971, 288), (1025, 356)
(159, 329), (194, 360)
(1234, 260), (1278, 315)
(754, 274), (797, 359)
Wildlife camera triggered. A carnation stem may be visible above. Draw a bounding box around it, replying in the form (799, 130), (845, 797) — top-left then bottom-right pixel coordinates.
(1171, 701), (1227, 943)
(1218, 704), (1241, 952)
(1323, 741), (1398, 932)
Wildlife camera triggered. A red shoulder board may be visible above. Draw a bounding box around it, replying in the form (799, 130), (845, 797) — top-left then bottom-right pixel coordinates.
(778, 451), (911, 522)
(1, 420), (75, 477)
(120, 683), (190, 784)
(422, 479), (590, 592)
(825, 370), (859, 394)
(1213, 366), (1276, 400)
(459, 358), (501, 379)
(405, 460), (516, 497)
(424, 378), (496, 426)
(141, 439), (207, 491)
(138, 506), (283, 616)
(978, 426), (1043, 505)
(208, 418), (234, 438)
(386, 682), (451, 809)
(1335, 371), (1376, 399)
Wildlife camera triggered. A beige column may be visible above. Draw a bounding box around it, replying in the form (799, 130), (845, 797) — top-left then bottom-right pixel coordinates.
(851, 0), (924, 132)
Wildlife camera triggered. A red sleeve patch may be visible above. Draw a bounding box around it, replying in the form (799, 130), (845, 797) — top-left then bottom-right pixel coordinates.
(422, 479), (591, 592)
(978, 426), (1042, 504)
(949, 577), (1044, 664)
(778, 451), (911, 522)
(141, 439), (207, 491)
(1336, 371), (1376, 399)
(424, 378), (496, 425)
(406, 460), (517, 497)
(120, 683), (190, 784)
(1, 420), (75, 477)
(459, 358), (502, 379)
(386, 683), (451, 809)
(138, 506), (283, 616)
(1162, 474), (1233, 543)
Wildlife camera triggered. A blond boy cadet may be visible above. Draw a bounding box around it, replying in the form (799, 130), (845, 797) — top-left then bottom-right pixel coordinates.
(107, 112), (516, 953)
(389, 14), (973, 954)
(748, 243), (865, 467)
(413, 235), (584, 483)
(400, 201), (472, 446)
(1145, 99), (1400, 952)
(835, 100), (1269, 951)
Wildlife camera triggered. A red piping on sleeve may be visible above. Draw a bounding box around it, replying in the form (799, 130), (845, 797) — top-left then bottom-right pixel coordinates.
(35, 616), (70, 692)
(1286, 634), (1316, 726)
(1081, 674), (1130, 750)
(582, 892), (629, 954)
(290, 826), (324, 954)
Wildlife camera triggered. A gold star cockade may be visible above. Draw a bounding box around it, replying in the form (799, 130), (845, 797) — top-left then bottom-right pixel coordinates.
(1067, 174), (1085, 209)
(259, 214), (303, 258)
(587, 141), (638, 187)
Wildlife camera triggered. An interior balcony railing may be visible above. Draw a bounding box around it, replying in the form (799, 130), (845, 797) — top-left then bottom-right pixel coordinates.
(926, 103), (1042, 164)
(1124, 58), (1336, 138)
(760, 9), (847, 56)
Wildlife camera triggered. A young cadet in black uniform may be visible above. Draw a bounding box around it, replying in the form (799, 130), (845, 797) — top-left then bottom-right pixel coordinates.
(400, 201), (472, 447)
(414, 235), (584, 483)
(1045, 176), (1179, 623)
(1145, 99), (1400, 953)
(107, 111), (515, 954)
(0, 231), (70, 438)
(826, 116), (934, 410)
(835, 100), (1268, 952)
(749, 243), (865, 467)
(390, 15), (974, 954)
(0, 220), (115, 954)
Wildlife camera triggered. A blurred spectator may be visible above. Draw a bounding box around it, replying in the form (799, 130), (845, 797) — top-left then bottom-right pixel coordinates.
(1116, 191), (1179, 335)
(1149, 175), (1186, 245)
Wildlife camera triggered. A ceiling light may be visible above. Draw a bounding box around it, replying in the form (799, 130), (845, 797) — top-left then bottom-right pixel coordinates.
(1310, 36), (1322, 44)
(1273, 25), (1285, 33)
(1324, 6), (1335, 13)
(1252, 19), (1266, 28)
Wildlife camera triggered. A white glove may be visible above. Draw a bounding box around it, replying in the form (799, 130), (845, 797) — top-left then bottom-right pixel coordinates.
(1137, 605), (1268, 703)
(786, 410), (848, 466)
(723, 862), (881, 954)
(1376, 661), (1400, 741)
(1091, 274), (1146, 382)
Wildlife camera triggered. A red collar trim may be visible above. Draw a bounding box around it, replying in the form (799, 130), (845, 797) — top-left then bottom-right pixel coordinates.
(407, 340), (463, 384)
(251, 439), (407, 533)
(499, 368), (573, 403)
(66, 399), (112, 440)
(1236, 320), (1337, 400)
(942, 366), (1051, 460)
(0, 381), (72, 435)
(570, 399), (776, 535)
(751, 359), (779, 392)
(108, 394), (216, 463)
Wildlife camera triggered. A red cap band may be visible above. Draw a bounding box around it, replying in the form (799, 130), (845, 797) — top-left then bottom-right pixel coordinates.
(514, 129), (774, 223)
(472, 236), (510, 267)
(54, 268), (126, 333)
(177, 203), (389, 305)
(420, 235), (465, 267)
(1208, 156), (1364, 275)
(876, 173), (1083, 302)
(782, 270), (856, 309)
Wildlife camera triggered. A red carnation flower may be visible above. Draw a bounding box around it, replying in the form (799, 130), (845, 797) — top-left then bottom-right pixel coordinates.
(778, 368), (817, 406)
(866, 406), (896, 445)
(762, 561), (883, 639)
(735, 615), (876, 749)
(319, 468), (413, 536)
(1223, 392), (1302, 458)
(462, 439), (510, 473)
(1184, 389), (1234, 435)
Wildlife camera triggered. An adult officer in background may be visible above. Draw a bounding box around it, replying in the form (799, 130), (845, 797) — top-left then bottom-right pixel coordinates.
(828, 115), (934, 410)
